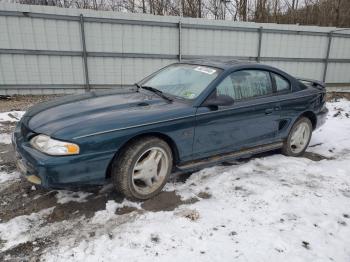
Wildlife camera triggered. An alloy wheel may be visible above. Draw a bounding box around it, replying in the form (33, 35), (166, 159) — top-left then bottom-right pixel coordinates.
(132, 147), (169, 195)
(290, 122), (311, 154)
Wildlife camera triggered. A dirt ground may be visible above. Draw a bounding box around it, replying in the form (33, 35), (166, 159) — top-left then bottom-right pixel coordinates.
(0, 95), (64, 113)
(0, 93), (345, 261)
(326, 92), (350, 101)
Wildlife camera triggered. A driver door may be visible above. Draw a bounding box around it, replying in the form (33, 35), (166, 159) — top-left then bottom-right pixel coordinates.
(192, 70), (280, 159)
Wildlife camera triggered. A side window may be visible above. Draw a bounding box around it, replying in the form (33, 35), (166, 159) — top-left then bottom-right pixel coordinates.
(216, 70), (272, 100)
(273, 73), (290, 92)
(216, 76), (236, 99)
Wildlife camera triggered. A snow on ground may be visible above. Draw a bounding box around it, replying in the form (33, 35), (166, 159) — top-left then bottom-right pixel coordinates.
(0, 170), (20, 184)
(42, 156), (350, 262)
(91, 199), (142, 224)
(0, 100), (350, 261)
(0, 133), (12, 144)
(0, 111), (25, 123)
(0, 110), (22, 186)
(55, 190), (93, 204)
(0, 208), (54, 250)
(0, 111), (24, 144)
(308, 99), (350, 157)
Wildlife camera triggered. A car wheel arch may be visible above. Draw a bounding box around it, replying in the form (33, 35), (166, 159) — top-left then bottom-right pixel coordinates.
(105, 132), (180, 179)
(282, 111), (317, 140)
(299, 111), (317, 130)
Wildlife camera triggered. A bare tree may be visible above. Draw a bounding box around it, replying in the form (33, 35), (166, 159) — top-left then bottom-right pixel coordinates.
(4, 0), (350, 27)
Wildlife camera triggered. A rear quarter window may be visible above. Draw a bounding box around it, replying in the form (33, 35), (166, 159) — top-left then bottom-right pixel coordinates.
(273, 73), (290, 92)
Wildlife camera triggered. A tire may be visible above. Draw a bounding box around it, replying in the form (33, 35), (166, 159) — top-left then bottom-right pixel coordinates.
(111, 137), (173, 200)
(282, 117), (313, 157)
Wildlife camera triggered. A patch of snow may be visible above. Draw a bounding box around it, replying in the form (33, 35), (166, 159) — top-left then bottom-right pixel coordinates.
(0, 170), (20, 184)
(0, 133), (12, 144)
(0, 208), (54, 251)
(55, 190), (93, 204)
(91, 199), (141, 224)
(309, 99), (350, 157)
(0, 111), (25, 123)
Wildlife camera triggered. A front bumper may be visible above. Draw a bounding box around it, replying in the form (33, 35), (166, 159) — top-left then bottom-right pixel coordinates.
(12, 129), (115, 188)
(15, 152), (42, 185)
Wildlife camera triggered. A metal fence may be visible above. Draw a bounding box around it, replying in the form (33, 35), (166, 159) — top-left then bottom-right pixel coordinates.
(0, 3), (350, 95)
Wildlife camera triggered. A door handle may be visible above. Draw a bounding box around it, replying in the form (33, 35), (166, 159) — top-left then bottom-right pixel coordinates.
(265, 108), (273, 115)
(274, 106), (281, 111)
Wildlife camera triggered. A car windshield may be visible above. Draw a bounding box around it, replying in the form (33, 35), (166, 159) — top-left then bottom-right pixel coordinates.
(142, 64), (221, 99)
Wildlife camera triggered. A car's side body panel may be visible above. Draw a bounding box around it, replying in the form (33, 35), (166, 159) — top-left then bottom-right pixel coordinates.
(193, 97), (280, 159)
(276, 90), (323, 139)
(74, 112), (197, 162)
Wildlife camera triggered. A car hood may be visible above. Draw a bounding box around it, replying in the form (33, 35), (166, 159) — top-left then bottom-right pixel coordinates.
(22, 90), (194, 140)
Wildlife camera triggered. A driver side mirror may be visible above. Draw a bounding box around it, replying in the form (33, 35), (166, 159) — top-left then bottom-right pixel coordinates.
(202, 94), (234, 108)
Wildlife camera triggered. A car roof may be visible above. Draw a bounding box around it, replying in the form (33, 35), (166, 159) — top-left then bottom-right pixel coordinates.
(180, 58), (256, 70)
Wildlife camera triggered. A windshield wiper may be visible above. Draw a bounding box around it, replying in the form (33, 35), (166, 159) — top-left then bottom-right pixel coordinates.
(139, 85), (173, 102)
(134, 83), (142, 90)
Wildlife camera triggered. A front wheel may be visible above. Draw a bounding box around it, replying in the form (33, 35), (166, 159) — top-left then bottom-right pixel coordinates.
(282, 117), (312, 157)
(112, 137), (173, 200)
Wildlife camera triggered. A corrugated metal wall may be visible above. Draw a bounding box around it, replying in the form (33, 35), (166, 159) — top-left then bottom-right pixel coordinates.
(0, 3), (349, 95)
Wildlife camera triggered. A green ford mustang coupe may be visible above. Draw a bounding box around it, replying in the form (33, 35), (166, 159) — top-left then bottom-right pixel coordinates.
(13, 59), (328, 200)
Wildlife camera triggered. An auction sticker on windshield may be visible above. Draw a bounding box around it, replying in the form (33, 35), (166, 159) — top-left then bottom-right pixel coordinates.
(194, 66), (217, 75)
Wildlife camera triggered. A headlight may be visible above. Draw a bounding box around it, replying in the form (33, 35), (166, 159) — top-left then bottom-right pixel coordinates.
(30, 134), (80, 156)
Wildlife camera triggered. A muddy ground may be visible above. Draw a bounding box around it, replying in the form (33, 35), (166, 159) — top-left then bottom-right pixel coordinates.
(0, 94), (340, 261)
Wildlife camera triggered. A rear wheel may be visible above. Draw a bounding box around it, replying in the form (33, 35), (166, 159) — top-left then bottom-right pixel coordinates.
(282, 117), (312, 157)
(112, 137), (173, 200)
